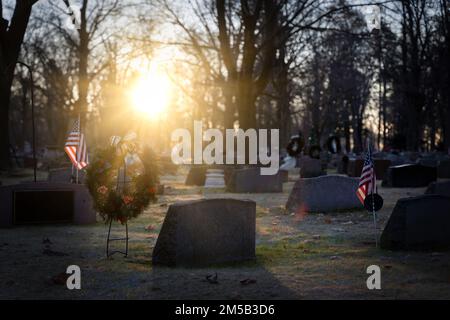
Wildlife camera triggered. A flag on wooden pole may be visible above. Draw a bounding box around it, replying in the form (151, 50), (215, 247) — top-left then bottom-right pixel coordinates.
(64, 118), (89, 170)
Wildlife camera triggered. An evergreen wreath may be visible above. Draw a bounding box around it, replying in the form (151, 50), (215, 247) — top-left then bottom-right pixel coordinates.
(86, 139), (158, 224)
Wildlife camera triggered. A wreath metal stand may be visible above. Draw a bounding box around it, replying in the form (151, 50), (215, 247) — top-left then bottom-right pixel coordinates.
(106, 218), (129, 258)
(106, 159), (129, 258)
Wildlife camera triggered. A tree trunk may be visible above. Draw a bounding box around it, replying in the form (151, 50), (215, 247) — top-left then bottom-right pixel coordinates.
(0, 0), (36, 169)
(0, 80), (12, 168)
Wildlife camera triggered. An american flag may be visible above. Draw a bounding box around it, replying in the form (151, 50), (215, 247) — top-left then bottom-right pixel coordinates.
(64, 118), (89, 170)
(356, 144), (377, 205)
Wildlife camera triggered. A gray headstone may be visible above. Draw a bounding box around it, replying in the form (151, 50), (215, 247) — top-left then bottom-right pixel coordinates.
(185, 165), (207, 186)
(226, 167), (283, 193)
(347, 158), (363, 177)
(299, 156), (325, 178)
(438, 160), (450, 179)
(0, 182), (95, 227)
(152, 198), (256, 267)
(374, 159), (391, 180)
(286, 175), (361, 212)
(425, 181), (450, 197)
(48, 167), (85, 183)
(380, 195), (450, 250)
(382, 164), (437, 188)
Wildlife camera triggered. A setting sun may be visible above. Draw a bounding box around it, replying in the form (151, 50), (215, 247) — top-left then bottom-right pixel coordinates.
(130, 65), (171, 119)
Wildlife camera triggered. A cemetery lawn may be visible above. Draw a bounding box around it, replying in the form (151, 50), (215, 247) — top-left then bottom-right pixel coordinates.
(1, 168), (450, 300)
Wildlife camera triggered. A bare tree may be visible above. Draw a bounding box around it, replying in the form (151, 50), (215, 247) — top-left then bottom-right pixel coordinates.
(0, 0), (39, 169)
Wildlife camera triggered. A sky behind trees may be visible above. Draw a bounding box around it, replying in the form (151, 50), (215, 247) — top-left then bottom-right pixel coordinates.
(0, 0), (449, 169)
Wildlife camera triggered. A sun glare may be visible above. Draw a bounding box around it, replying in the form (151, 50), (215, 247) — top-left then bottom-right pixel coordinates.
(130, 65), (171, 119)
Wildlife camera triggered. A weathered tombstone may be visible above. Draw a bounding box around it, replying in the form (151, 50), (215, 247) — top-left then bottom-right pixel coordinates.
(299, 156), (325, 178)
(374, 159), (391, 180)
(48, 167), (85, 183)
(425, 181), (450, 197)
(152, 199), (256, 267)
(226, 167), (283, 193)
(347, 158), (363, 177)
(438, 160), (450, 179)
(185, 165), (207, 186)
(382, 164), (437, 188)
(380, 195), (450, 250)
(286, 175), (361, 212)
(0, 182), (96, 227)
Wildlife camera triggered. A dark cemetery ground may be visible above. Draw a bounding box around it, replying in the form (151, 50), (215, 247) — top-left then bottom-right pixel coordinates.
(1, 168), (450, 300)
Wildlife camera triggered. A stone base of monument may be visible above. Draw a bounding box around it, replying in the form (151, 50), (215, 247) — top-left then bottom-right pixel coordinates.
(286, 175), (361, 212)
(152, 199), (256, 267)
(226, 167), (283, 193)
(185, 165), (207, 186)
(425, 181), (450, 197)
(48, 167), (86, 183)
(382, 164), (437, 188)
(380, 195), (450, 250)
(0, 182), (96, 227)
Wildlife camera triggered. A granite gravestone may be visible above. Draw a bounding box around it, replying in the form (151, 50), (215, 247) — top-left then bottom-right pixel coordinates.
(347, 159), (363, 177)
(152, 198), (256, 267)
(185, 165), (207, 186)
(425, 181), (450, 197)
(226, 167), (283, 193)
(286, 175), (361, 212)
(299, 156), (325, 178)
(382, 164), (437, 188)
(374, 159), (391, 180)
(380, 195), (450, 250)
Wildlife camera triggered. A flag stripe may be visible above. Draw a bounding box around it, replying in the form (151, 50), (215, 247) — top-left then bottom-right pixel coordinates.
(356, 144), (377, 205)
(64, 119), (89, 170)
